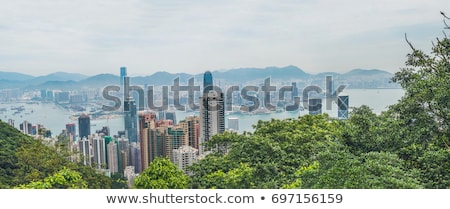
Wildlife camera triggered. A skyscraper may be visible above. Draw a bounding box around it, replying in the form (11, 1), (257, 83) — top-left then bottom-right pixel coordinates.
(117, 137), (129, 175)
(148, 127), (164, 164)
(181, 116), (200, 149)
(78, 113), (91, 139)
(130, 142), (141, 174)
(93, 136), (106, 169)
(326, 75), (334, 97)
(338, 95), (349, 120)
(104, 136), (113, 168)
(138, 110), (156, 171)
(107, 141), (119, 174)
(66, 123), (76, 137)
(120, 66), (127, 86)
(163, 126), (184, 162)
(20, 120), (32, 135)
(203, 71), (213, 90)
(78, 137), (91, 166)
(123, 76), (138, 143)
(199, 72), (225, 155)
(292, 82), (298, 101)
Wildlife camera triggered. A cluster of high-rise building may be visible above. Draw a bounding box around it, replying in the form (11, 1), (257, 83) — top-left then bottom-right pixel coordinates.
(63, 68), (226, 187)
(9, 67), (348, 187)
(15, 119), (52, 137)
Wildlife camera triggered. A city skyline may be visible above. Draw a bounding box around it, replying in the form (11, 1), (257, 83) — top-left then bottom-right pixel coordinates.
(0, 0), (447, 76)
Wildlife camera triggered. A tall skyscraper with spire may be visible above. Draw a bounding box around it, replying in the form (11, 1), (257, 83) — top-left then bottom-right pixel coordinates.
(123, 76), (138, 143)
(203, 71), (213, 90)
(199, 71), (225, 155)
(120, 67), (127, 86)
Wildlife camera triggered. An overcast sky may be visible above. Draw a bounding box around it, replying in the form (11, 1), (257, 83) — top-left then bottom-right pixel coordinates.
(0, 0), (448, 76)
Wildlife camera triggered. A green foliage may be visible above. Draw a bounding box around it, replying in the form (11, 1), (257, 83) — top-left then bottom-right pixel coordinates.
(0, 120), (32, 188)
(73, 164), (112, 189)
(111, 173), (129, 189)
(191, 114), (346, 188)
(391, 22), (450, 149)
(194, 163), (254, 189)
(16, 167), (88, 189)
(134, 157), (190, 189)
(298, 151), (422, 189)
(0, 120), (112, 189)
(417, 149), (450, 188)
(281, 161), (319, 189)
(189, 154), (239, 188)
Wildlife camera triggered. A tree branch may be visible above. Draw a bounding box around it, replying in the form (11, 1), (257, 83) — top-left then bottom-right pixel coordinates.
(405, 33), (415, 50)
(441, 11), (450, 20)
(444, 19), (450, 29)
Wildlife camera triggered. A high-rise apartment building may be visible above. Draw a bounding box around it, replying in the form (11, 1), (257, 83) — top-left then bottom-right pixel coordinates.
(78, 137), (91, 166)
(107, 141), (119, 174)
(173, 145), (198, 175)
(130, 142), (141, 174)
(117, 137), (129, 175)
(180, 116), (200, 149)
(138, 110), (157, 171)
(92, 135), (106, 169)
(19, 120), (32, 135)
(292, 82), (298, 101)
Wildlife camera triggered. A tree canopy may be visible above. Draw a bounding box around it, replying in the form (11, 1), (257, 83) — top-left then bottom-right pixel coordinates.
(134, 157), (190, 189)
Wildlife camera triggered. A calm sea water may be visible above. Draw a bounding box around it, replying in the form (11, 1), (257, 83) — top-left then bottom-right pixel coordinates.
(0, 89), (404, 136)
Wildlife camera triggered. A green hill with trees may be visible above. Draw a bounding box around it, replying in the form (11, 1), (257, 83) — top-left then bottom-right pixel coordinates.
(0, 119), (114, 189)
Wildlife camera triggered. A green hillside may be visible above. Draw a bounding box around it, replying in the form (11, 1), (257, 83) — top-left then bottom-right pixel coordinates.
(0, 119), (112, 189)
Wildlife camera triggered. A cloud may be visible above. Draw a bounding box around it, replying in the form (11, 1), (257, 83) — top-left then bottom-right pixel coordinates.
(0, 0), (448, 75)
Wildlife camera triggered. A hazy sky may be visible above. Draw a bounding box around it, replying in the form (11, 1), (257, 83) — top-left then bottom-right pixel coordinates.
(0, 0), (447, 76)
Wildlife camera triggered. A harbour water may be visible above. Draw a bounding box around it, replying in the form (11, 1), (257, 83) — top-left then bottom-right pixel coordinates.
(0, 89), (404, 136)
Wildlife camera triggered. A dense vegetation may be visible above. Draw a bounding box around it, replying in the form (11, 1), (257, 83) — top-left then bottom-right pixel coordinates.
(0, 120), (113, 189)
(134, 157), (190, 189)
(189, 109), (448, 189)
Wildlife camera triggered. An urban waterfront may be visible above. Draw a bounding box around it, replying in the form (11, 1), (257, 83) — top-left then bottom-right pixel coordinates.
(0, 88), (404, 137)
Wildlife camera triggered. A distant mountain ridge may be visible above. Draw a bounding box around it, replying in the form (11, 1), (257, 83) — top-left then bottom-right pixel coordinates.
(0, 66), (400, 90)
(0, 71), (35, 81)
